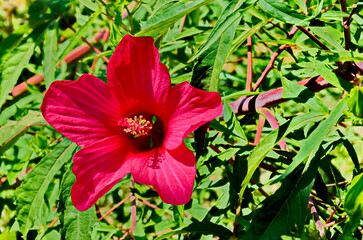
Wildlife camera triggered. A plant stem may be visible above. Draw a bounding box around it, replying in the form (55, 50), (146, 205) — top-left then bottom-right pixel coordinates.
(340, 0), (351, 50)
(252, 27), (298, 91)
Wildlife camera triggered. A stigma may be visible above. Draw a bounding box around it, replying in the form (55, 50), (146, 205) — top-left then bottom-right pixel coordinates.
(118, 115), (153, 137)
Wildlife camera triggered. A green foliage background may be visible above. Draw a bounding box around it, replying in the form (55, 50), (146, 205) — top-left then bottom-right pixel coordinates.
(0, 0), (363, 239)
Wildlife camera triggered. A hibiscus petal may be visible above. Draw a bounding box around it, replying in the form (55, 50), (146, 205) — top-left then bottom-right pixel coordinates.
(107, 35), (170, 110)
(131, 144), (196, 205)
(71, 135), (131, 211)
(41, 74), (121, 147)
(164, 82), (222, 150)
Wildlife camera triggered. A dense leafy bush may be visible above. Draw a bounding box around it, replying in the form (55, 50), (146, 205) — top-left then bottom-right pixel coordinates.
(0, 0), (362, 239)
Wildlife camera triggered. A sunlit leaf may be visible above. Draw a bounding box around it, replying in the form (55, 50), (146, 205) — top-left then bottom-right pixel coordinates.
(15, 140), (76, 236)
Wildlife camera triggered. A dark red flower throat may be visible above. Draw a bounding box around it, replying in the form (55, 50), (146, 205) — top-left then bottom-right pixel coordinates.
(118, 113), (164, 152)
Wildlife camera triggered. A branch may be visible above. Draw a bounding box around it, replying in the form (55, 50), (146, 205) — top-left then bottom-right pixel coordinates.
(252, 26), (298, 91)
(11, 30), (109, 97)
(229, 65), (358, 115)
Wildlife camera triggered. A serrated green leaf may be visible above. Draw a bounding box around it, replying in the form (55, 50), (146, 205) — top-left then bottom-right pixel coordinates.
(0, 41), (36, 108)
(43, 26), (58, 88)
(273, 98), (348, 184)
(79, 0), (99, 11)
(191, 18), (240, 91)
(245, 149), (321, 239)
(0, 24), (30, 64)
(155, 220), (232, 239)
(223, 102), (248, 142)
(345, 173), (363, 217)
(58, 11), (101, 61)
(58, 168), (97, 240)
(0, 93), (42, 125)
(314, 63), (354, 92)
(189, 8), (243, 62)
(229, 19), (267, 55)
(281, 76), (329, 113)
(258, 0), (309, 25)
(15, 139), (76, 236)
(136, 0), (213, 38)
(343, 173), (363, 234)
(309, 26), (345, 51)
(239, 112), (325, 200)
(0, 110), (46, 156)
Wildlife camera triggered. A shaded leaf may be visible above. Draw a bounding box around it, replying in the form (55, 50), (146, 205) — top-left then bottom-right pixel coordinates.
(191, 0), (242, 91)
(239, 112), (325, 200)
(314, 63), (354, 92)
(281, 76), (329, 113)
(273, 98), (348, 183)
(155, 220), (233, 239)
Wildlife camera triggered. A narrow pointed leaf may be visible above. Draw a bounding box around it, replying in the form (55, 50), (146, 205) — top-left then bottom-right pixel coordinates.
(58, 11), (101, 61)
(273, 98), (348, 183)
(258, 0), (309, 25)
(136, 0), (213, 38)
(0, 110), (46, 156)
(15, 139), (76, 236)
(0, 41), (36, 108)
(58, 168), (97, 240)
(43, 26), (58, 88)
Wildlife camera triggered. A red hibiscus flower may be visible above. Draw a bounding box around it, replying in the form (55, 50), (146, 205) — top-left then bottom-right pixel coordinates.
(41, 35), (222, 211)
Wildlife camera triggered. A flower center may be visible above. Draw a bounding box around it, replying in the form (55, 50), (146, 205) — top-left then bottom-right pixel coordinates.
(118, 115), (153, 137)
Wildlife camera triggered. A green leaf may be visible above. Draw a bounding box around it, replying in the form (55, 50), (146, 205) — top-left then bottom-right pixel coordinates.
(136, 0), (213, 38)
(222, 101), (248, 142)
(155, 220), (232, 239)
(43, 25), (59, 88)
(309, 26), (345, 51)
(345, 173), (363, 217)
(314, 63), (354, 92)
(257, 0), (309, 25)
(245, 149), (321, 239)
(0, 93), (42, 125)
(58, 168), (97, 240)
(344, 173), (363, 234)
(0, 40), (36, 108)
(281, 76), (329, 113)
(347, 86), (363, 118)
(229, 19), (268, 56)
(0, 110), (46, 156)
(58, 11), (101, 61)
(273, 98), (348, 184)
(239, 112), (325, 200)
(0, 231), (17, 240)
(193, 0), (243, 91)
(0, 24), (30, 64)
(79, 0), (99, 11)
(189, 5), (244, 62)
(15, 139), (76, 236)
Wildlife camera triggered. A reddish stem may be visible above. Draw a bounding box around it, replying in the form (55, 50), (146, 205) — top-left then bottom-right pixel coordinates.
(136, 198), (160, 210)
(99, 195), (132, 221)
(309, 197), (324, 237)
(340, 0), (351, 51)
(259, 108), (287, 150)
(252, 26), (298, 91)
(254, 114), (265, 145)
(246, 36), (253, 92)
